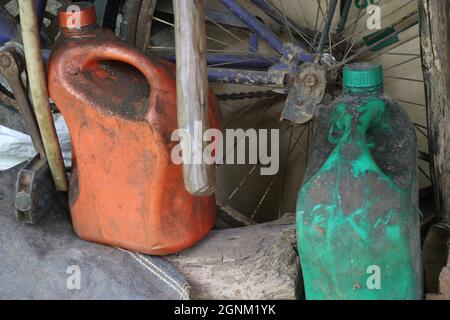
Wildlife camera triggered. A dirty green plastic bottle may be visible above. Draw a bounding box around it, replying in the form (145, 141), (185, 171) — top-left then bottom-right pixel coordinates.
(296, 62), (423, 300)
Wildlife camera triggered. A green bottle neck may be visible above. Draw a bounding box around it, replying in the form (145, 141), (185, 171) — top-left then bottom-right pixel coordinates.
(344, 85), (384, 95)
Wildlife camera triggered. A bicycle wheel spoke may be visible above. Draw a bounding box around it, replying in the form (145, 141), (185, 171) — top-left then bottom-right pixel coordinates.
(414, 122), (428, 130)
(339, 7), (363, 40)
(263, 0), (316, 50)
(205, 11), (284, 63)
(317, 0), (338, 55)
(220, 124), (294, 207)
(277, 123), (312, 217)
(311, 2), (323, 48)
(278, 0), (294, 42)
(418, 151), (430, 162)
(205, 36), (234, 47)
(224, 101), (260, 127)
(251, 177), (276, 219)
(332, 0), (415, 51)
(415, 125), (428, 138)
(205, 13), (255, 49)
(222, 165), (259, 204)
(277, 125), (294, 217)
(336, 0), (352, 34)
(152, 15), (234, 48)
(217, 98), (278, 168)
(342, 38), (358, 61)
(367, 34), (419, 62)
(151, 15), (174, 27)
(318, 0), (327, 20)
(342, 7), (364, 58)
(337, 0), (382, 37)
(337, 17), (418, 68)
(205, 12), (246, 43)
(254, 123), (309, 220)
(419, 166), (432, 182)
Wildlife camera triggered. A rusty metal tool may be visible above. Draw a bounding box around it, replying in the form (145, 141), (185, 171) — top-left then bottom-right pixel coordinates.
(0, 47), (45, 155)
(281, 63), (327, 124)
(0, 46), (59, 224)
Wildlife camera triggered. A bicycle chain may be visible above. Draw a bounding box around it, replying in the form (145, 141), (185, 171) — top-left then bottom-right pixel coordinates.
(216, 90), (284, 101)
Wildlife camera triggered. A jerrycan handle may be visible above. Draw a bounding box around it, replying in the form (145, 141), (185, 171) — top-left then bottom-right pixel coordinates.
(78, 41), (168, 101)
(78, 40), (216, 196)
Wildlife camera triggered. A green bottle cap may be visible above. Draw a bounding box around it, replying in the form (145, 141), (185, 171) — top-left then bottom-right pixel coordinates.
(343, 62), (384, 93)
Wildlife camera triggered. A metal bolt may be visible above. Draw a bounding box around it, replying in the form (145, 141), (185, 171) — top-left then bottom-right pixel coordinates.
(15, 192), (32, 211)
(304, 74), (316, 87)
(0, 54), (11, 68)
(66, 64), (79, 75)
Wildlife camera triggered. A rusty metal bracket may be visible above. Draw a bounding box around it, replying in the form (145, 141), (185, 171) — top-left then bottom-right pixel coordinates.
(0, 47), (45, 156)
(281, 63), (327, 124)
(0, 46), (61, 224)
(15, 155), (58, 224)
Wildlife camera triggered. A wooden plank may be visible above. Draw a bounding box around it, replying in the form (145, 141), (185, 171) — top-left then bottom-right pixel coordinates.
(418, 0), (450, 223)
(165, 214), (298, 299)
(427, 242), (450, 300)
(423, 223), (449, 294)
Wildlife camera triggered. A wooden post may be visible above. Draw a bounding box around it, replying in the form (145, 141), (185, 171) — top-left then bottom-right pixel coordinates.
(418, 0), (450, 224)
(18, 0), (69, 192)
(173, 0), (216, 196)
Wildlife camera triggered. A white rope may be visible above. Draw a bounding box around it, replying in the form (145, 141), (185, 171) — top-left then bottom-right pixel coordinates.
(117, 247), (190, 300)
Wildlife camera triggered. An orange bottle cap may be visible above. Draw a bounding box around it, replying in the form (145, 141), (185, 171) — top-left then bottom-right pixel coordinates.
(58, 2), (97, 29)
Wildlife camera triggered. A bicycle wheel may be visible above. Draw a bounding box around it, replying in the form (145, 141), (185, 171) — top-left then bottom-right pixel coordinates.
(113, 0), (431, 224)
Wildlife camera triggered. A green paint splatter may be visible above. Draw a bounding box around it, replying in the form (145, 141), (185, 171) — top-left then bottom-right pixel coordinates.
(297, 94), (422, 300)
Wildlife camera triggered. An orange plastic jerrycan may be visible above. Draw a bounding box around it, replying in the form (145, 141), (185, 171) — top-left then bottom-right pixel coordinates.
(48, 3), (221, 255)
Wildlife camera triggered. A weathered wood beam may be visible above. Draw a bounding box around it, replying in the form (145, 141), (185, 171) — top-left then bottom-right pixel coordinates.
(136, 0), (157, 52)
(18, 0), (69, 191)
(427, 242), (450, 300)
(165, 215), (299, 299)
(174, 0), (216, 196)
(418, 0), (450, 224)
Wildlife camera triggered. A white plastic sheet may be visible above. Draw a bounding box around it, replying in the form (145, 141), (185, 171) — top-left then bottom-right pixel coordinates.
(54, 114), (72, 168)
(0, 125), (35, 170)
(0, 114), (72, 170)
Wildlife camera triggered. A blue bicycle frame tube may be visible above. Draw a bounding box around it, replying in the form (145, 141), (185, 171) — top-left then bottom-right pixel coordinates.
(220, 0), (285, 54)
(219, 0), (314, 63)
(250, 0), (311, 45)
(0, 9), (18, 45)
(151, 49), (278, 69)
(36, 0), (48, 30)
(0, 0), (47, 45)
(207, 68), (285, 87)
